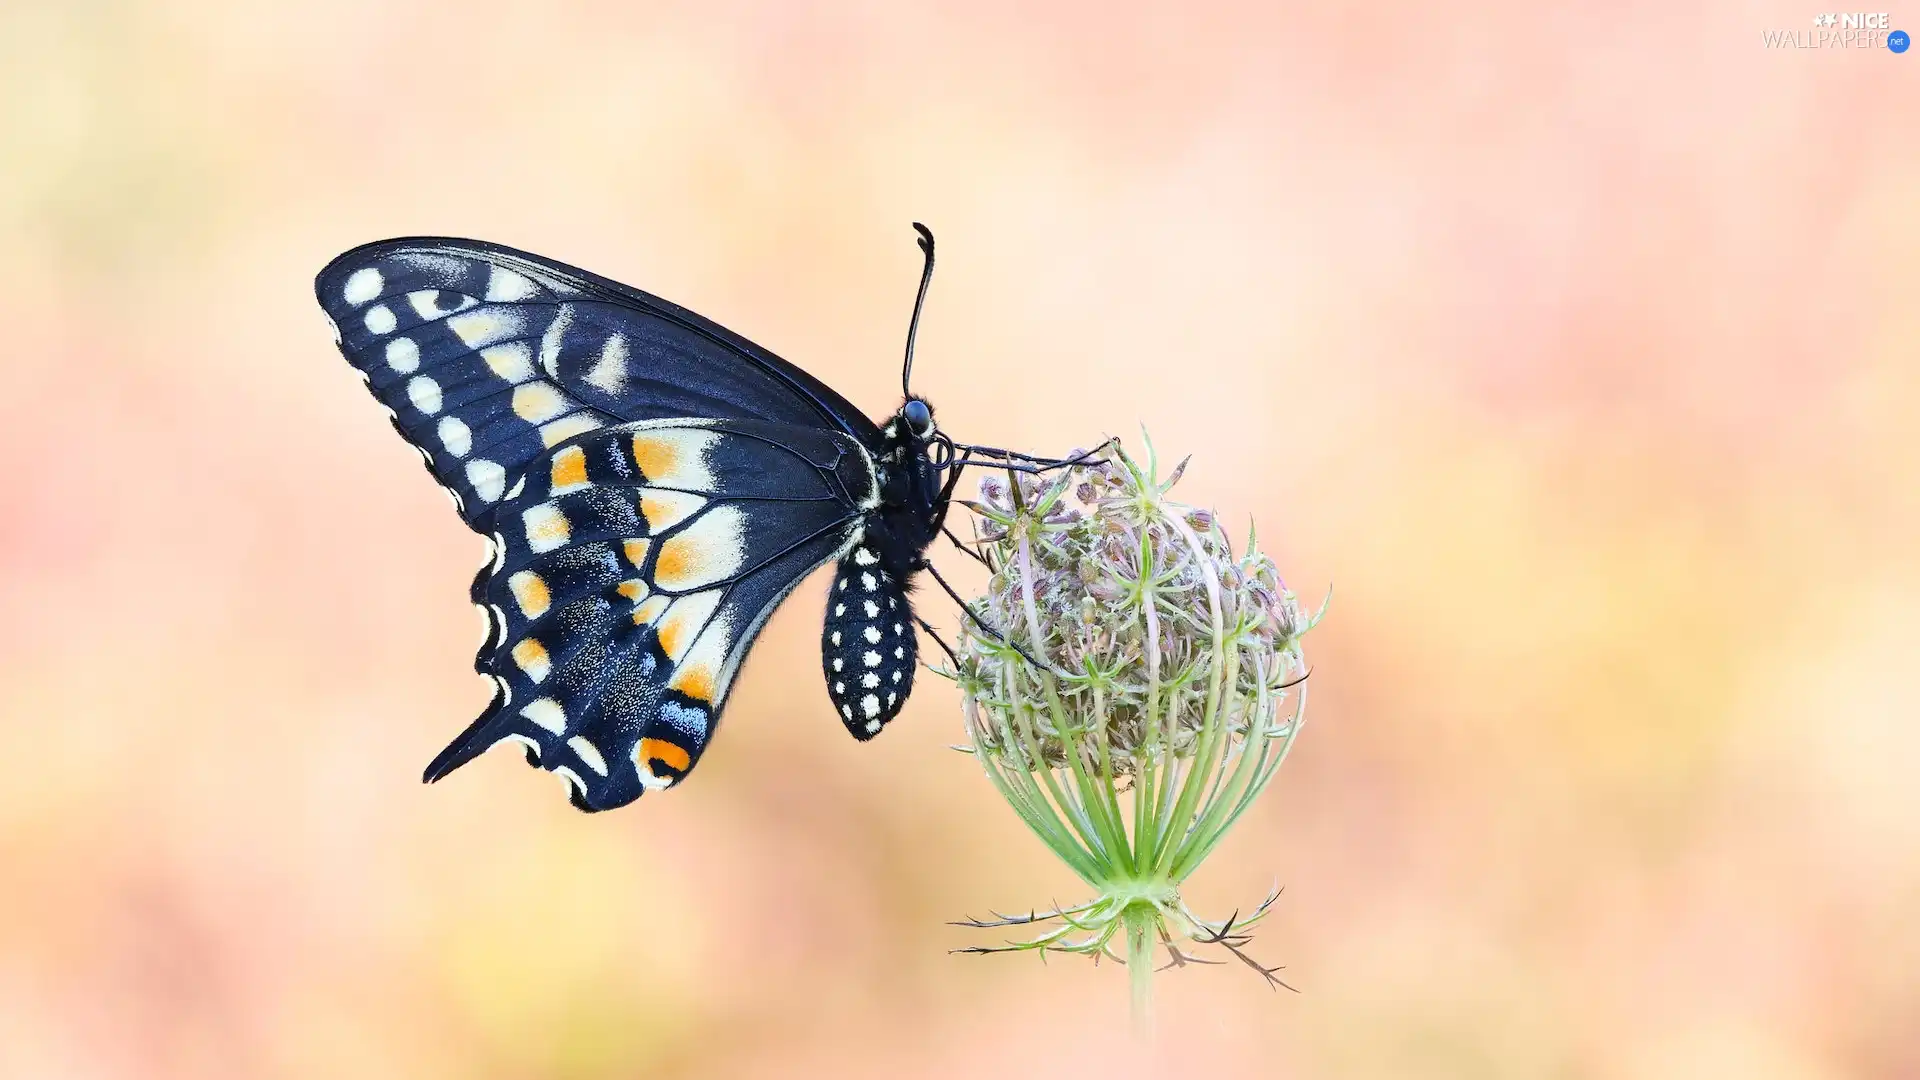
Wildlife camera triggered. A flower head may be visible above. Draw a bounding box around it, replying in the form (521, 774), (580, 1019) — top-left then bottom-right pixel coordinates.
(948, 436), (1321, 1023)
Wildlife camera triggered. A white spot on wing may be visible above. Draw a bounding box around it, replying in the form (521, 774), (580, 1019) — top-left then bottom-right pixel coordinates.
(653, 505), (747, 591)
(385, 337), (419, 373)
(409, 289), (470, 319)
(364, 304), (396, 334)
(583, 333), (628, 395)
(540, 414), (601, 448)
(343, 267), (383, 305)
(407, 376), (442, 414)
(520, 697), (567, 735)
(538, 304), (576, 376)
(861, 694), (881, 718)
(449, 308), (526, 349)
(522, 504), (571, 553)
(437, 416), (472, 456)
(481, 343), (535, 382)
(486, 266), (539, 302)
(853, 547), (878, 566)
(568, 736), (609, 777)
(466, 459), (506, 502)
(512, 383), (567, 423)
(657, 591), (723, 664)
(863, 627), (882, 645)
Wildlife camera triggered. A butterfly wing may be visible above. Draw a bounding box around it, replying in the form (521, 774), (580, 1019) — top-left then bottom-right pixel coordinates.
(425, 417), (879, 811)
(315, 237), (883, 534)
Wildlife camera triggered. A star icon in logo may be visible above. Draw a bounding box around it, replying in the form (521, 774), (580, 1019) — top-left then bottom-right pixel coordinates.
(1814, 13), (1824, 24)
(1824, 13), (1837, 25)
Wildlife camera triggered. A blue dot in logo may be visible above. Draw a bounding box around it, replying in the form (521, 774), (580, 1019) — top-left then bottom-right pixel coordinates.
(1891, 29), (1911, 52)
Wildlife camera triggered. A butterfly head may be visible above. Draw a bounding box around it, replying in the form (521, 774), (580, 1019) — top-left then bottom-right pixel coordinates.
(901, 396), (936, 440)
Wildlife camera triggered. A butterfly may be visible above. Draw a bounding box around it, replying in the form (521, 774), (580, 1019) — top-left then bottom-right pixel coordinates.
(316, 226), (1073, 811)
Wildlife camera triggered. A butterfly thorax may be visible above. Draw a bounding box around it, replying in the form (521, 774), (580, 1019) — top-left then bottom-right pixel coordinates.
(866, 406), (947, 576)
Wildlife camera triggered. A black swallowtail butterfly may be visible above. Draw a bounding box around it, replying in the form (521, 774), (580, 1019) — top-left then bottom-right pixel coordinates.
(316, 226), (1066, 811)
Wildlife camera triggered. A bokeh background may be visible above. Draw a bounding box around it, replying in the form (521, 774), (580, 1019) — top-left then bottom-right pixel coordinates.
(2, 2), (1916, 1077)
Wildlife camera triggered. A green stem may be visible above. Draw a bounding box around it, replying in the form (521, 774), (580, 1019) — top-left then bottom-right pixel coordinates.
(1125, 902), (1156, 1036)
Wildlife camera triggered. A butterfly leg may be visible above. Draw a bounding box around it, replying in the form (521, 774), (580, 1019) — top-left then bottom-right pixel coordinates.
(942, 524), (992, 568)
(915, 558), (1062, 674)
(913, 613), (961, 666)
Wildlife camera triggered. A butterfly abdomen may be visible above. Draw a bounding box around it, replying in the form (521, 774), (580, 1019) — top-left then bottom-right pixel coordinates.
(822, 537), (918, 739)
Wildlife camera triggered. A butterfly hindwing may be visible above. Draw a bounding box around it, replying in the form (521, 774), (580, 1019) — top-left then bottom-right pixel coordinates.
(423, 417), (879, 811)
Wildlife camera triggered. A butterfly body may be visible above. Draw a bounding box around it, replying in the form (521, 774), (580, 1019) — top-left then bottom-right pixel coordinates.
(316, 238), (951, 811)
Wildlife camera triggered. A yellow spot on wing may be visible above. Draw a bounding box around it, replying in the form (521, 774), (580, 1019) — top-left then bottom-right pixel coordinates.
(615, 579), (649, 602)
(513, 383), (566, 423)
(522, 504), (571, 553)
(652, 505), (746, 592)
(548, 445), (588, 493)
(510, 638), (551, 681)
(631, 595), (670, 626)
(656, 592), (721, 663)
(630, 429), (718, 489)
(631, 433), (679, 483)
(623, 539), (651, 568)
(639, 490), (703, 532)
(482, 343), (534, 382)
(507, 571), (550, 618)
(541, 414), (600, 448)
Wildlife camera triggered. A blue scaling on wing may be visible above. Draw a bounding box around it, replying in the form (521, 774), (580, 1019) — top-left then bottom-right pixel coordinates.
(421, 417), (879, 811)
(316, 240), (884, 532)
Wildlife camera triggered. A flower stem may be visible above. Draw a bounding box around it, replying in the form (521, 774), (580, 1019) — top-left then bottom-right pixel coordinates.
(1124, 901), (1156, 1036)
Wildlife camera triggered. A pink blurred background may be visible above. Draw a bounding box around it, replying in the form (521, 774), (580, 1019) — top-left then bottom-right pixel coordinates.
(2, 2), (1916, 1077)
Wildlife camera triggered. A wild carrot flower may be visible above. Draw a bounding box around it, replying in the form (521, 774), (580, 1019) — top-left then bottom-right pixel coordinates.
(947, 437), (1321, 1028)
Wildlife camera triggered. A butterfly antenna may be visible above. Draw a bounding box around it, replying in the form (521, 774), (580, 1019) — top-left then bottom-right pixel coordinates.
(902, 222), (936, 398)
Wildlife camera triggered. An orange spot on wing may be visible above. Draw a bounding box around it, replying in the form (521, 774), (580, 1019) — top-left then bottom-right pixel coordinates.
(631, 595), (670, 626)
(510, 638), (550, 679)
(670, 661), (715, 703)
(640, 736), (691, 773)
(616, 579), (649, 602)
(623, 538), (651, 567)
(549, 446), (588, 491)
(653, 535), (691, 589)
(631, 433), (677, 482)
(508, 571), (550, 617)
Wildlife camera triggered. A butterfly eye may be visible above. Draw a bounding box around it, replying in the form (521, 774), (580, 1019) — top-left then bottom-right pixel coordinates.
(903, 398), (933, 437)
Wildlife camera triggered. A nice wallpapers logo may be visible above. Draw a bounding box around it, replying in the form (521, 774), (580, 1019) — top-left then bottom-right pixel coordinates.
(1763, 12), (1910, 50)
